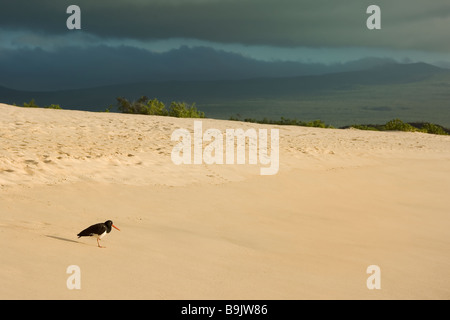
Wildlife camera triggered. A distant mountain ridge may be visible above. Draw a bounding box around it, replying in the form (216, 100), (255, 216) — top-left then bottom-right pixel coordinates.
(0, 45), (398, 91)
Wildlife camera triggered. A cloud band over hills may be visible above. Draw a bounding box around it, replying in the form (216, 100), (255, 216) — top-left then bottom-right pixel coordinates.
(1, 0), (450, 51)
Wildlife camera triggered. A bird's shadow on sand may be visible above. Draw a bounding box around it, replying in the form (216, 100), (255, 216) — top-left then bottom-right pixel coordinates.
(45, 235), (81, 244)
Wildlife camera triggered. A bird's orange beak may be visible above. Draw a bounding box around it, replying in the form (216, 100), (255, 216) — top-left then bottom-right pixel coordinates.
(112, 224), (120, 231)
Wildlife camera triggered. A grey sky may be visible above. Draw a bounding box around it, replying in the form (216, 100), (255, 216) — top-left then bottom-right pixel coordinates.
(1, 0), (449, 90)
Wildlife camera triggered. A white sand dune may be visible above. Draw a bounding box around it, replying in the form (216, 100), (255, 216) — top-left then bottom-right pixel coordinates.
(0, 103), (449, 299)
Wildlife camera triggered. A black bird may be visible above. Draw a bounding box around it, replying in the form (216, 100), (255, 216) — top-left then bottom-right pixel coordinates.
(77, 220), (120, 248)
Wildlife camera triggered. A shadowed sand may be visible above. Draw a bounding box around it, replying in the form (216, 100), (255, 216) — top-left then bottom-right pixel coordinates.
(0, 103), (449, 299)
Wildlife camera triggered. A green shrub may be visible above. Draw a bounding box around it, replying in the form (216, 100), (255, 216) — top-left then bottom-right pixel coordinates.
(383, 119), (417, 132)
(21, 99), (63, 109)
(146, 98), (169, 116)
(117, 97), (205, 118)
(350, 125), (379, 131)
(168, 101), (205, 118)
(44, 104), (62, 109)
(305, 119), (328, 128)
(279, 117), (304, 126)
(23, 99), (39, 108)
(420, 123), (448, 135)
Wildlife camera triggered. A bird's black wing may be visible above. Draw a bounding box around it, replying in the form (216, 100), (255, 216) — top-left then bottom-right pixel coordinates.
(77, 223), (106, 238)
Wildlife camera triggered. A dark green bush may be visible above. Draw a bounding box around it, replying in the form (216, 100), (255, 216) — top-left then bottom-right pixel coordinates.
(117, 96), (167, 116)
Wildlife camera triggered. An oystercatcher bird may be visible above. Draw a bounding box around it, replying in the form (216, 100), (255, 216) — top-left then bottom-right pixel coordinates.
(77, 220), (120, 248)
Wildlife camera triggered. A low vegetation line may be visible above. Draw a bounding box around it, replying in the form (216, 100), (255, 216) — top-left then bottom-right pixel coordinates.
(230, 116), (449, 135)
(13, 99), (450, 135)
(14, 98), (62, 109)
(342, 119), (450, 135)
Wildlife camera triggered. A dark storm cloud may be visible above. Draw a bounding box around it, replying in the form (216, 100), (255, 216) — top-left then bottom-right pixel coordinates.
(1, 0), (449, 51)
